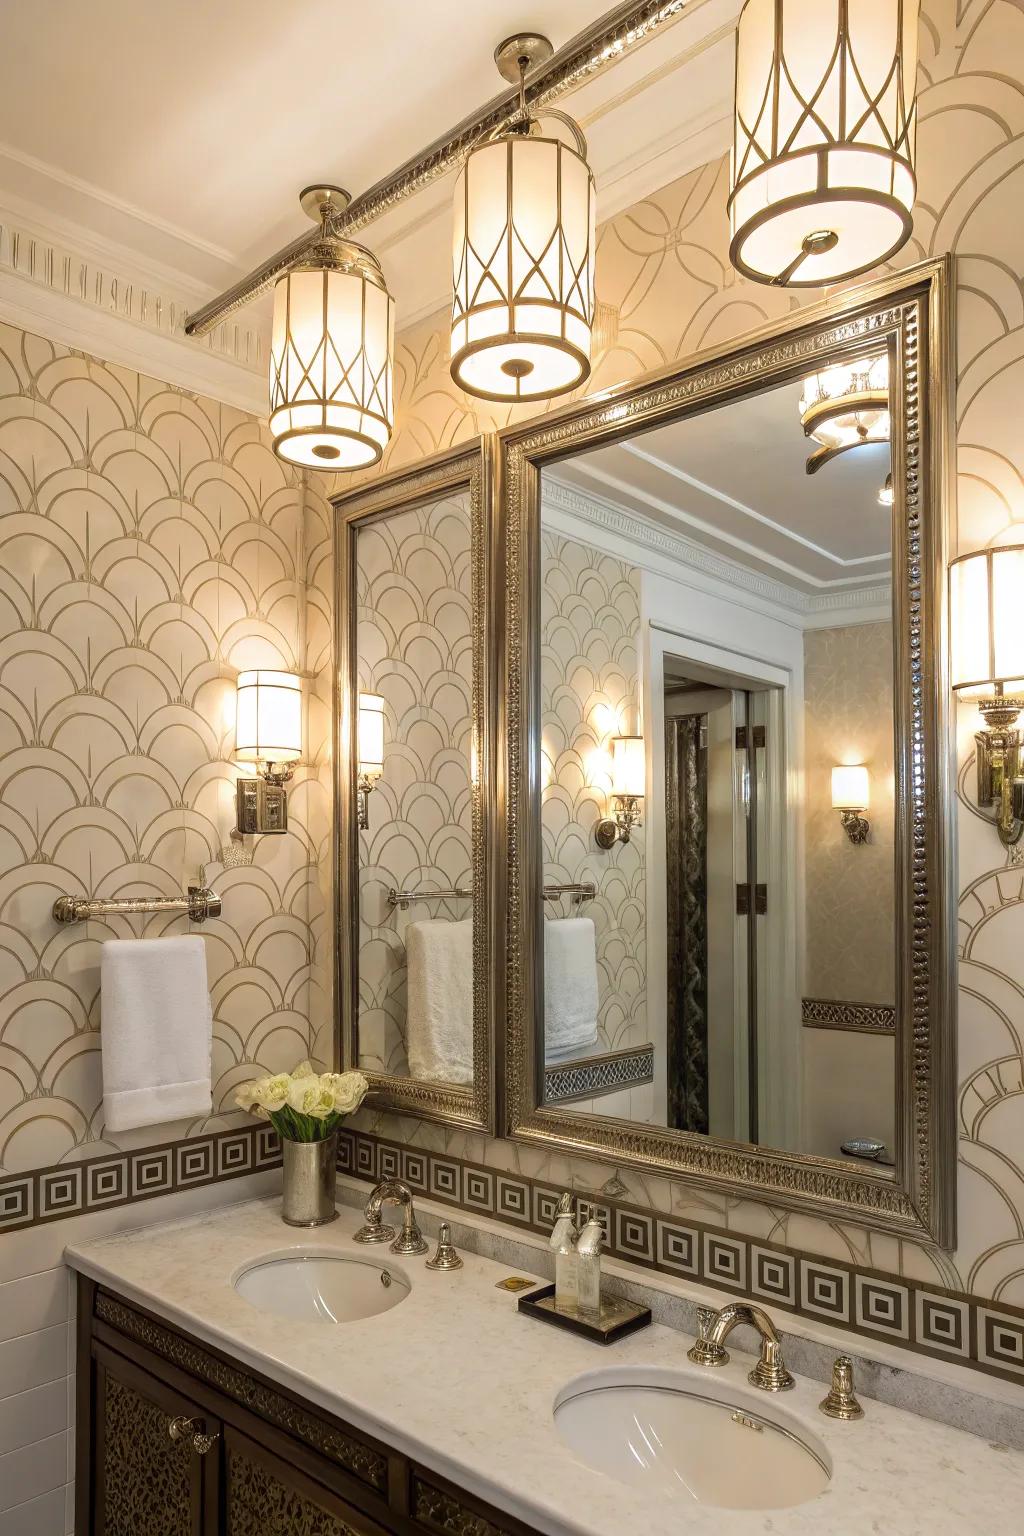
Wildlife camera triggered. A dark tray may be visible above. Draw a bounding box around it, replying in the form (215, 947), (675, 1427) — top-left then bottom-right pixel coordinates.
(517, 1283), (651, 1344)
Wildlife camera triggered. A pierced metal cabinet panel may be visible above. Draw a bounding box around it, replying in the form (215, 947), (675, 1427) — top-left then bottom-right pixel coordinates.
(94, 1347), (220, 1536)
(223, 1427), (396, 1536)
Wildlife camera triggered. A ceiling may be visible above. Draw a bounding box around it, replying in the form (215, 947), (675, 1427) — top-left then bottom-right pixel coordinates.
(547, 375), (894, 599)
(0, 0), (740, 362)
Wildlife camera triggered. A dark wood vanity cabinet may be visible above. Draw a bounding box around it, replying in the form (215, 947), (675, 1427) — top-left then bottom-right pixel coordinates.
(76, 1276), (537, 1536)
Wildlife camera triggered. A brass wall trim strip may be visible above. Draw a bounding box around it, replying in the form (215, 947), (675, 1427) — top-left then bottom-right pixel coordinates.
(802, 997), (897, 1034)
(183, 1), (691, 337)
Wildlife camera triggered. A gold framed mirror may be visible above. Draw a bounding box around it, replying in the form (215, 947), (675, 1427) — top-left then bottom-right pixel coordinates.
(498, 259), (956, 1246)
(333, 442), (496, 1131)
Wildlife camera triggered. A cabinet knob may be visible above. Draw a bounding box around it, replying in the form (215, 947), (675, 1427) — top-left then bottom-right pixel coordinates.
(168, 1415), (219, 1455)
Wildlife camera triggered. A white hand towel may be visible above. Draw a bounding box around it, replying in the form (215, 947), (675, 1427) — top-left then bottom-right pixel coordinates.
(544, 916), (599, 1062)
(405, 919), (473, 1085)
(100, 937), (213, 1133)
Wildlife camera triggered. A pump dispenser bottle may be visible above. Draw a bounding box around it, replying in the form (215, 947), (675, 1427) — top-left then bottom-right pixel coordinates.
(576, 1212), (605, 1318)
(549, 1191), (579, 1313)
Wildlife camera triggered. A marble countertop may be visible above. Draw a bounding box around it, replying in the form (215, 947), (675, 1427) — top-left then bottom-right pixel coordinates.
(67, 1196), (1019, 1536)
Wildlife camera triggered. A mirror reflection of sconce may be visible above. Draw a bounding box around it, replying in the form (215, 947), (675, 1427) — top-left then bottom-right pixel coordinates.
(832, 765), (870, 844)
(595, 735), (644, 849)
(357, 693), (385, 831)
(234, 670), (302, 835)
(950, 545), (1024, 847)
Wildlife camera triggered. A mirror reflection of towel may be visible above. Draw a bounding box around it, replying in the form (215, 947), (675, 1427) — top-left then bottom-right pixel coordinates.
(544, 917), (599, 1061)
(406, 919), (473, 1085)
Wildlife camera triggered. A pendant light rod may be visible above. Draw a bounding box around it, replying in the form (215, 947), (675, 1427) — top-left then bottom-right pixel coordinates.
(183, 0), (690, 339)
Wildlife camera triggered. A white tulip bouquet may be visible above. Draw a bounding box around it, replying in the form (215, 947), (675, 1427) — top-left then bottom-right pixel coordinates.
(235, 1061), (368, 1143)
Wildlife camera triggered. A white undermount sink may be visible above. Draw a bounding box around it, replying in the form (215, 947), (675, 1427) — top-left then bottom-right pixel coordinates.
(233, 1251), (410, 1324)
(554, 1367), (831, 1510)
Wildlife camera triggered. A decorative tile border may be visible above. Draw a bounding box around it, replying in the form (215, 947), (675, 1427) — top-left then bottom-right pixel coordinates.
(801, 997), (896, 1033)
(0, 1124), (281, 1232)
(544, 1044), (655, 1103)
(336, 1127), (1024, 1390)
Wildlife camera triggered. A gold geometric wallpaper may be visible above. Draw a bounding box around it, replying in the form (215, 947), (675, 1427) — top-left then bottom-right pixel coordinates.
(0, 326), (325, 1174)
(803, 622), (896, 1007)
(354, 492), (474, 1079)
(540, 527), (647, 1059)
(329, 0), (1024, 1305)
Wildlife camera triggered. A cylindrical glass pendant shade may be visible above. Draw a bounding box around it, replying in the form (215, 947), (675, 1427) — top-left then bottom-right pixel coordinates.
(729, 0), (920, 286)
(270, 250), (394, 470)
(450, 131), (596, 403)
(799, 353), (890, 471)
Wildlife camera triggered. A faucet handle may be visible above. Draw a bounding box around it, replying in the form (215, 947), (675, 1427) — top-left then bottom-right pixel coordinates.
(819, 1355), (864, 1419)
(748, 1336), (795, 1393)
(425, 1221), (464, 1271)
(687, 1305), (729, 1367)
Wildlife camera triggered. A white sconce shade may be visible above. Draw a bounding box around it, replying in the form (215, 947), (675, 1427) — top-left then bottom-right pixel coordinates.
(235, 671), (302, 765)
(799, 354), (890, 473)
(610, 736), (645, 799)
(450, 130), (596, 403)
(729, 0), (920, 286)
(357, 692), (385, 775)
(878, 472), (894, 507)
(270, 254), (395, 471)
(950, 546), (1024, 698)
(831, 764), (869, 811)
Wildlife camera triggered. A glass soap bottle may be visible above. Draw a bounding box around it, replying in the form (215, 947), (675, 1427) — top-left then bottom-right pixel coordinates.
(550, 1192), (579, 1314)
(576, 1213), (605, 1319)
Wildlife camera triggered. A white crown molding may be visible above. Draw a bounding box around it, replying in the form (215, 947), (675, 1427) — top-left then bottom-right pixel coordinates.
(0, 196), (268, 415)
(542, 475), (892, 631)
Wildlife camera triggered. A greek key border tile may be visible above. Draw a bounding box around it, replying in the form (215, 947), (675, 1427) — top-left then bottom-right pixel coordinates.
(334, 1128), (1024, 1390)
(0, 1123), (279, 1230)
(801, 997), (897, 1034)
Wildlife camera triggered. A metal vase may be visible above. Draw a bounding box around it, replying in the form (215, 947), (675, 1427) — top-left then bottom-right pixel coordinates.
(281, 1133), (339, 1227)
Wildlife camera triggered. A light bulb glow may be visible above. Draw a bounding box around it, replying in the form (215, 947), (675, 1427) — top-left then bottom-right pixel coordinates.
(235, 671), (302, 764)
(832, 764), (869, 811)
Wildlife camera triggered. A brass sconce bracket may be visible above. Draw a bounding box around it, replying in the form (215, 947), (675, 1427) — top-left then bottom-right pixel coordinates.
(357, 772), (380, 831)
(839, 810), (870, 845)
(595, 795), (642, 849)
(974, 697), (1024, 847)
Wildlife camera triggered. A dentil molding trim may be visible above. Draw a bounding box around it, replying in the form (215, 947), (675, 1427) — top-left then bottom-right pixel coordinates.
(0, 198), (268, 415)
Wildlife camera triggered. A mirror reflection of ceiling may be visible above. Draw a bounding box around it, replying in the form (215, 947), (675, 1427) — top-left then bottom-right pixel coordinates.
(548, 377), (893, 601)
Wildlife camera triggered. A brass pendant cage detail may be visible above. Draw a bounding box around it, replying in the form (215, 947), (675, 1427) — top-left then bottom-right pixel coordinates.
(269, 243), (395, 471)
(729, 0), (920, 286)
(450, 130), (597, 403)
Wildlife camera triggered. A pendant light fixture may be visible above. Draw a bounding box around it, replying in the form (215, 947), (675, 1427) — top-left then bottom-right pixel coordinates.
(269, 186), (395, 470)
(798, 353), (890, 475)
(729, 0), (920, 286)
(450, 34), (596, 403)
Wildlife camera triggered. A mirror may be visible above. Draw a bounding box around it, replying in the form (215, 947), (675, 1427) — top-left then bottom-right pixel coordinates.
(503, 263), (955, 1245)
(539, 361), (896, 1167)
(333, 447), (494, 1131)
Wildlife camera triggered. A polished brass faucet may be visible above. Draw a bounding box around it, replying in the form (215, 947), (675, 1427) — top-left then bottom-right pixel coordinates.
(687, 1302), (794, 1391)
(353, 1179), (428, 1255)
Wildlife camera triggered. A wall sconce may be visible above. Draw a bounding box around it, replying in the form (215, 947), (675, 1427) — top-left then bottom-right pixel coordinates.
(951, 545), (1024, 846)
(357, 693), (385, 831)
(234, 670), (302, 834)
(595, 735), (644, 849)
(832, 765), (870, 844)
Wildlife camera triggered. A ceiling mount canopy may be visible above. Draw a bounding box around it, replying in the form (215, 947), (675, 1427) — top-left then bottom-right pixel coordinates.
(729, 0), (920, 287)
(268, 184), (395, 472)
(449, 32), (597, 404)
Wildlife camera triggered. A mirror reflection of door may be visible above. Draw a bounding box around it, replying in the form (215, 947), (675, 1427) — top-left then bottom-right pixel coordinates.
(538, 352), (896, 1172)
(354, 490), (476, 1090)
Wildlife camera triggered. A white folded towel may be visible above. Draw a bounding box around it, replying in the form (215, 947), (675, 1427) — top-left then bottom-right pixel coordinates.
(100, 937), (213, 1133)
(544, 916), (599, 1062)
(406, 919), (473, 1085)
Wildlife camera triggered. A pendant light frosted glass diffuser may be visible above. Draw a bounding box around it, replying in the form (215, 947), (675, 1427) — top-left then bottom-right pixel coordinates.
(269, 189), (394, 471)
(450, 37), (595, 404)
(729, 0), (920, 286)
(799, 353), (890, 474)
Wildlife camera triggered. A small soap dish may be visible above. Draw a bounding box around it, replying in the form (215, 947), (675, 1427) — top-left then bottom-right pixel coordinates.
(518, 1284), (651, 1344)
